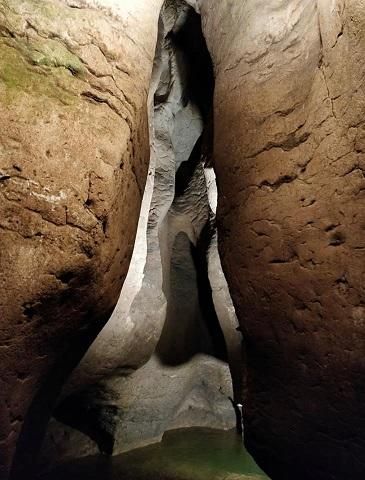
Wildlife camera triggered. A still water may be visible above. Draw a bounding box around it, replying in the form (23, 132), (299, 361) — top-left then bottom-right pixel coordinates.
(39, 427), (270, 480)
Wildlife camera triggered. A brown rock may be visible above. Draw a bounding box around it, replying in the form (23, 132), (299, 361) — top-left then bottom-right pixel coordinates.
(200, 1), (365, 478)
(0, 0), (162, 477)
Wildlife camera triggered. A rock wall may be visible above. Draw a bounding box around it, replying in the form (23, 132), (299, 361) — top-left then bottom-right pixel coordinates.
(3, 1), (363, 479)
(39, 0), (240, 468)
(0, 0), (163, 478)
(198, 1), (365, 479)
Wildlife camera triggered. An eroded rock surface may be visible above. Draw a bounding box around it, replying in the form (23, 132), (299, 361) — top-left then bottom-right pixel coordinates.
(0, 0), (163, 477)
(39, 0), (240, 466)
(199, 1), (365, 479)
(4, 1), (363, 479)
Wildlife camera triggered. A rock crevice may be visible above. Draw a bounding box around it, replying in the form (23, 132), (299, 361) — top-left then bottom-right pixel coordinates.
(39, 0), (242, 468)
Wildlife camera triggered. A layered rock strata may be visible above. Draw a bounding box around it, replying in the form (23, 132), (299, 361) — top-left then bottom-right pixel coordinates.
(0, 0), (163, 477)
(198, 1), (365, 479)
(4, 1), (363, 479)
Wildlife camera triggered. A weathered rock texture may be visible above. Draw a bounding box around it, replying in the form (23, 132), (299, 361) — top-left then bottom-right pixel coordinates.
(0, 0), (163, 478)
(6, 1), (363, 479)
(198, 0), (365, 479)
(38, 0), (240, 468)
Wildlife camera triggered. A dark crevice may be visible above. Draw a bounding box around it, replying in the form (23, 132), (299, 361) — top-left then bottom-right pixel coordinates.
(174, 137), (202, 197)
(54, 390), (117, 456)
(10, 307), (114, 480)
(192, 218), (228, 363)
(170, 4), (214, 121)
(155, 1), (228, 367)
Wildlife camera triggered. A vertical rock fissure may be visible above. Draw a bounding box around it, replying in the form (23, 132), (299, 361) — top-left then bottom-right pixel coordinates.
(152, 0), (244, 408)
(38, 0), (244, 468)
(154, 0), (225, 366)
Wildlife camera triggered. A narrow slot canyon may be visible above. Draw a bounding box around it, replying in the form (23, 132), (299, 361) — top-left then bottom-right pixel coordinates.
(39, 3), (246, 471)
(0, 1), (365, 480)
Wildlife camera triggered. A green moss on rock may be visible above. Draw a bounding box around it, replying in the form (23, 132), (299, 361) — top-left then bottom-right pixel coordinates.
(26, 39), (86, 76)
(0, 41), (82, 106)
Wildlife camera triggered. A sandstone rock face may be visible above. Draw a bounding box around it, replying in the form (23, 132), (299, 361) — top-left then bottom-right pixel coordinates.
(6, 1), (363, 479)
(39, 1), (241, 466)
(0, 0), (163, 477)
(199, 1), (365, 479)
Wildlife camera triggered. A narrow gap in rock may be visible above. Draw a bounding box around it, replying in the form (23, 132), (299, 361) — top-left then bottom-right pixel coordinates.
(154, 0), (227, 366)
(36, 1), (248, 478)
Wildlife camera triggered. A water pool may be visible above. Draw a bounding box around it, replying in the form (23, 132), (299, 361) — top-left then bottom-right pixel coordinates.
(39, 427), (270, 480)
